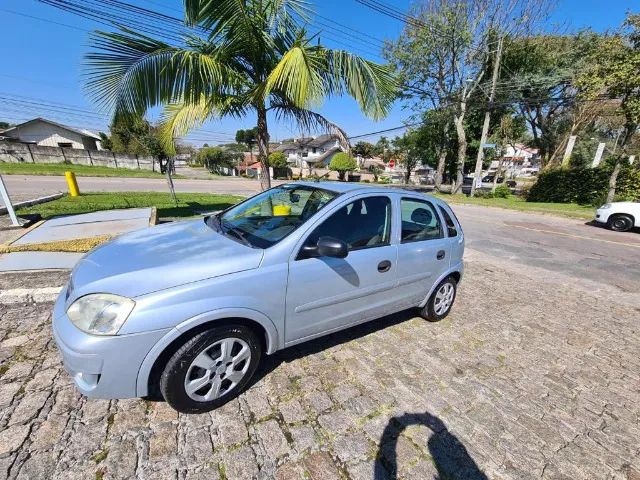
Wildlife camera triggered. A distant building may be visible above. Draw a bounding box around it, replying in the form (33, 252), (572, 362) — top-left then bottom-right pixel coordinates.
(273, 134), (345, 168)
(489, 143), (540, 177)
(0, 117), (103, 150)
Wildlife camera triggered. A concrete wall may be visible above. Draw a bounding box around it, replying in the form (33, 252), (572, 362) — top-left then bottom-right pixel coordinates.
(0, 141), (158, 171)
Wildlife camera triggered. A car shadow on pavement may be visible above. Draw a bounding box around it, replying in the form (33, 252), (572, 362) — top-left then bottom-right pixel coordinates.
(374, 411), (489, 480)
(247, 308), (419, 390)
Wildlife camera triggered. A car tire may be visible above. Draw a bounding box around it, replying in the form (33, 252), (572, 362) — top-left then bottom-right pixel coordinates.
(160, 324), (261, 414)
(419, 276), (457, 322)
(607, 214), (634, 232)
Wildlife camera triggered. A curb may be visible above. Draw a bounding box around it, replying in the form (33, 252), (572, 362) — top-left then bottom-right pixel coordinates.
(0, 193), (64, 215)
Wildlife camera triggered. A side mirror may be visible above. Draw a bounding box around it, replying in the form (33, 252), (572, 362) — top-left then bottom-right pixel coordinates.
(316, 236), (348, 258)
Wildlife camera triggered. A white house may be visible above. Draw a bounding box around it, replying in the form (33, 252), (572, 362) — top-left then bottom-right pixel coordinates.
(489, 143), (540, 177)
(0, 118), (103, 150)
(274, 134), (345, 168)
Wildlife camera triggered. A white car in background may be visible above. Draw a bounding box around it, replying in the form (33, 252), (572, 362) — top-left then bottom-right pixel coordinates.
(595, 202), (639, 232)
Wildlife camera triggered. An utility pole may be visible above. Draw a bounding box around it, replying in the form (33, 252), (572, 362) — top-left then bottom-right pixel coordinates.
(471, 36), (504, 197)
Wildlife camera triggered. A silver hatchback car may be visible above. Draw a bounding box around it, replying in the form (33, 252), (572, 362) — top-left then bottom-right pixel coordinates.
(53, 182), (464, 413)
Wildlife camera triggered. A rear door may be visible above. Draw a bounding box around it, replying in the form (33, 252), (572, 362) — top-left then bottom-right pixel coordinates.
(285, 194), (400, 344)
(395, 197), (451, 307)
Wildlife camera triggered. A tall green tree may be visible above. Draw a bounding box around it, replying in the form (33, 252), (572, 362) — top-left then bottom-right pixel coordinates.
(85, 0), (397, 190)
(352, 141), (376, 167)
(393, 130), (425, 183)
(236, 127), (259, 165)
(500, 33), (597, 168)
(388, 0), (551, 193)
(578, 13), (640, 202)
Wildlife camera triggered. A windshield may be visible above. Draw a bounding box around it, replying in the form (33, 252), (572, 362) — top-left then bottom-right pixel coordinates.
(208, 184), (339, 248)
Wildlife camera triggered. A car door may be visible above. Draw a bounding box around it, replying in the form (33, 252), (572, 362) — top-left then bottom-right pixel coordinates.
(395, 197), (451, 307)
(284, 194), (401, 344)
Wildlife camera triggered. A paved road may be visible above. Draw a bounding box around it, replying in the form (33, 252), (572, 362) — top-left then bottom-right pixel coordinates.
(0, 175), (284, 204)
(451, 203), (640, 296)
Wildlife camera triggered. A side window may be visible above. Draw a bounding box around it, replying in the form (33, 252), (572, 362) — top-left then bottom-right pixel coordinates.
(401, 198), (443, 242)
(439, 206), (458, 237)
(304, 196), (391, 252)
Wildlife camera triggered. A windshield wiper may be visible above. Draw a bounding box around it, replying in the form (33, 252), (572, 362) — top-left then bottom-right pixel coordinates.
(221, 220), (253, 247)
(205, 214), (222, 232)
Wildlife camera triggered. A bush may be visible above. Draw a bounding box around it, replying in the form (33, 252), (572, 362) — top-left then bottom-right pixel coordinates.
(493, 184), (511, 198)
(474, 190), (494, 199)
(527, 162), (640, 205)
(329, 152), (358, 181)
(268, 152), (288, 168)
(377, 176), (391, 184)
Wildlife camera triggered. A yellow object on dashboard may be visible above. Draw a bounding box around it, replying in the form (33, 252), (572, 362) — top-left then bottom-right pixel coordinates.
(273, 205), (291, 216)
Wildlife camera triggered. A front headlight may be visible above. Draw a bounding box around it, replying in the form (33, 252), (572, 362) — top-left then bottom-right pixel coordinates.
(599, 203), (612, 209)
(66, 294), (135, 335)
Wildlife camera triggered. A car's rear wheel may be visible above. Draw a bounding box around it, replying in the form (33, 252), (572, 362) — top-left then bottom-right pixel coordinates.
(160, 324), (261, 414)
(607, 214), (634, 232)
(419, 276), (457, 322)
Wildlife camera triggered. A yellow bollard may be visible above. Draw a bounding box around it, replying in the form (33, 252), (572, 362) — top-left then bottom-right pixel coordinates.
(65, 171), (80, 197)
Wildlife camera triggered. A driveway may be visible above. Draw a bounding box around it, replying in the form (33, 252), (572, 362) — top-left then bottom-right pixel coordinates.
(0, 209), (638, 479)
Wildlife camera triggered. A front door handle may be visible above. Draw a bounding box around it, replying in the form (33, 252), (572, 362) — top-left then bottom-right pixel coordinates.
(377, 260), (392, 273)
(436, 250), (446, 260)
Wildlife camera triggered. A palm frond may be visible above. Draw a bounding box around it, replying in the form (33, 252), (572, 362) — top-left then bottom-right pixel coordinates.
(159, 97), (216, 153)
(84, 28), (237, 117)
(265, 39), (327, 108)
(326, 50), (399, 120)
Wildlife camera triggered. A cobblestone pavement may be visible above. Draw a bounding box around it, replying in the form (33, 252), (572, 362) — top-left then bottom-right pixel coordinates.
(0, 250), (639, 480)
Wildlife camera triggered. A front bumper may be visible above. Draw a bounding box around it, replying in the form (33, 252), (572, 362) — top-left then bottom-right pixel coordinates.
(52, 287), (171, 399)
(594, 208), (610, 224)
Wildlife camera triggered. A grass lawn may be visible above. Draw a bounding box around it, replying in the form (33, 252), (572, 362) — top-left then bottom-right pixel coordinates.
(432, 193), (595, 220)
(17, 192), (244, 220)
(0, 162), (183, 179)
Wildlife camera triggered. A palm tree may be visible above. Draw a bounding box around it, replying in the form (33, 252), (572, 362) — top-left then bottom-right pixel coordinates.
(85, 0), (398, 190)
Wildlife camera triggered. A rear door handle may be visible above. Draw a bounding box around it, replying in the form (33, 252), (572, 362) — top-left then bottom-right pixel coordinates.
(437, 250), (446, 260)
(377, 260), (392, 273)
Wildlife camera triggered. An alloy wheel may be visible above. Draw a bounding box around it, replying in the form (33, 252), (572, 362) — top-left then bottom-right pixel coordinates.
(434, 283), (455, 316)
(184, 337), (251, 402)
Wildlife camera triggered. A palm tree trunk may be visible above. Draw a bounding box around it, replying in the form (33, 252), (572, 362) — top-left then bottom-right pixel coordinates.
(256, 106), (271, 191)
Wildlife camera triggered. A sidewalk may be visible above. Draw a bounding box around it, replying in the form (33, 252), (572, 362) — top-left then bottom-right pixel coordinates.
(0, 207), (154, 271)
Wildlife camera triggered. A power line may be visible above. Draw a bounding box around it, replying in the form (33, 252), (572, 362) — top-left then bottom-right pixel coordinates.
(354, 0), (498, 56)
(0, 7), (91, 32)
(348, 122), (422, 139)
(0, 93), (237, 139)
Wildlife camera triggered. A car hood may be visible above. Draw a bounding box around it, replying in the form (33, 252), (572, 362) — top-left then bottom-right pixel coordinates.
(70, 219), (264, 299)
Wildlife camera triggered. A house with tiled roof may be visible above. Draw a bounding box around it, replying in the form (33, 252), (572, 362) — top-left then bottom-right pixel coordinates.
(273, 134), (345, 168)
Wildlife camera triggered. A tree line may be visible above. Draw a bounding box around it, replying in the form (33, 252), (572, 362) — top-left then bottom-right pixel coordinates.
(385, 1), (639, 201)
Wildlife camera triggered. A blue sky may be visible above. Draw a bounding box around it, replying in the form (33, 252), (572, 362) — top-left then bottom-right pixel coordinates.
(0, 0), (635, 146)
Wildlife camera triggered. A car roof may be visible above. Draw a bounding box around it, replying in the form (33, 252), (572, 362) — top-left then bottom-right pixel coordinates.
(287, 181), (435, 198)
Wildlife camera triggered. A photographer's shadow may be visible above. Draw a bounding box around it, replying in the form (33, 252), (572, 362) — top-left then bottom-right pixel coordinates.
(375, 411), (488, 480)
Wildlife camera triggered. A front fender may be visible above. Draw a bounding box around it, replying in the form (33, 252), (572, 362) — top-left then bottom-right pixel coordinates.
(135, 307), (279, 397)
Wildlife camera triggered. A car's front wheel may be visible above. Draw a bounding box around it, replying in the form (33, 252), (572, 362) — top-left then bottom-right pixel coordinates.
(160, 324), (261, 413)
(419, 276), (458, 322)
(607, 214), (634, 232)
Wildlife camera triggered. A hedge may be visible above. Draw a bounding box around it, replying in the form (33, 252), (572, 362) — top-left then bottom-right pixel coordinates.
(527, 163), (640, 205)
